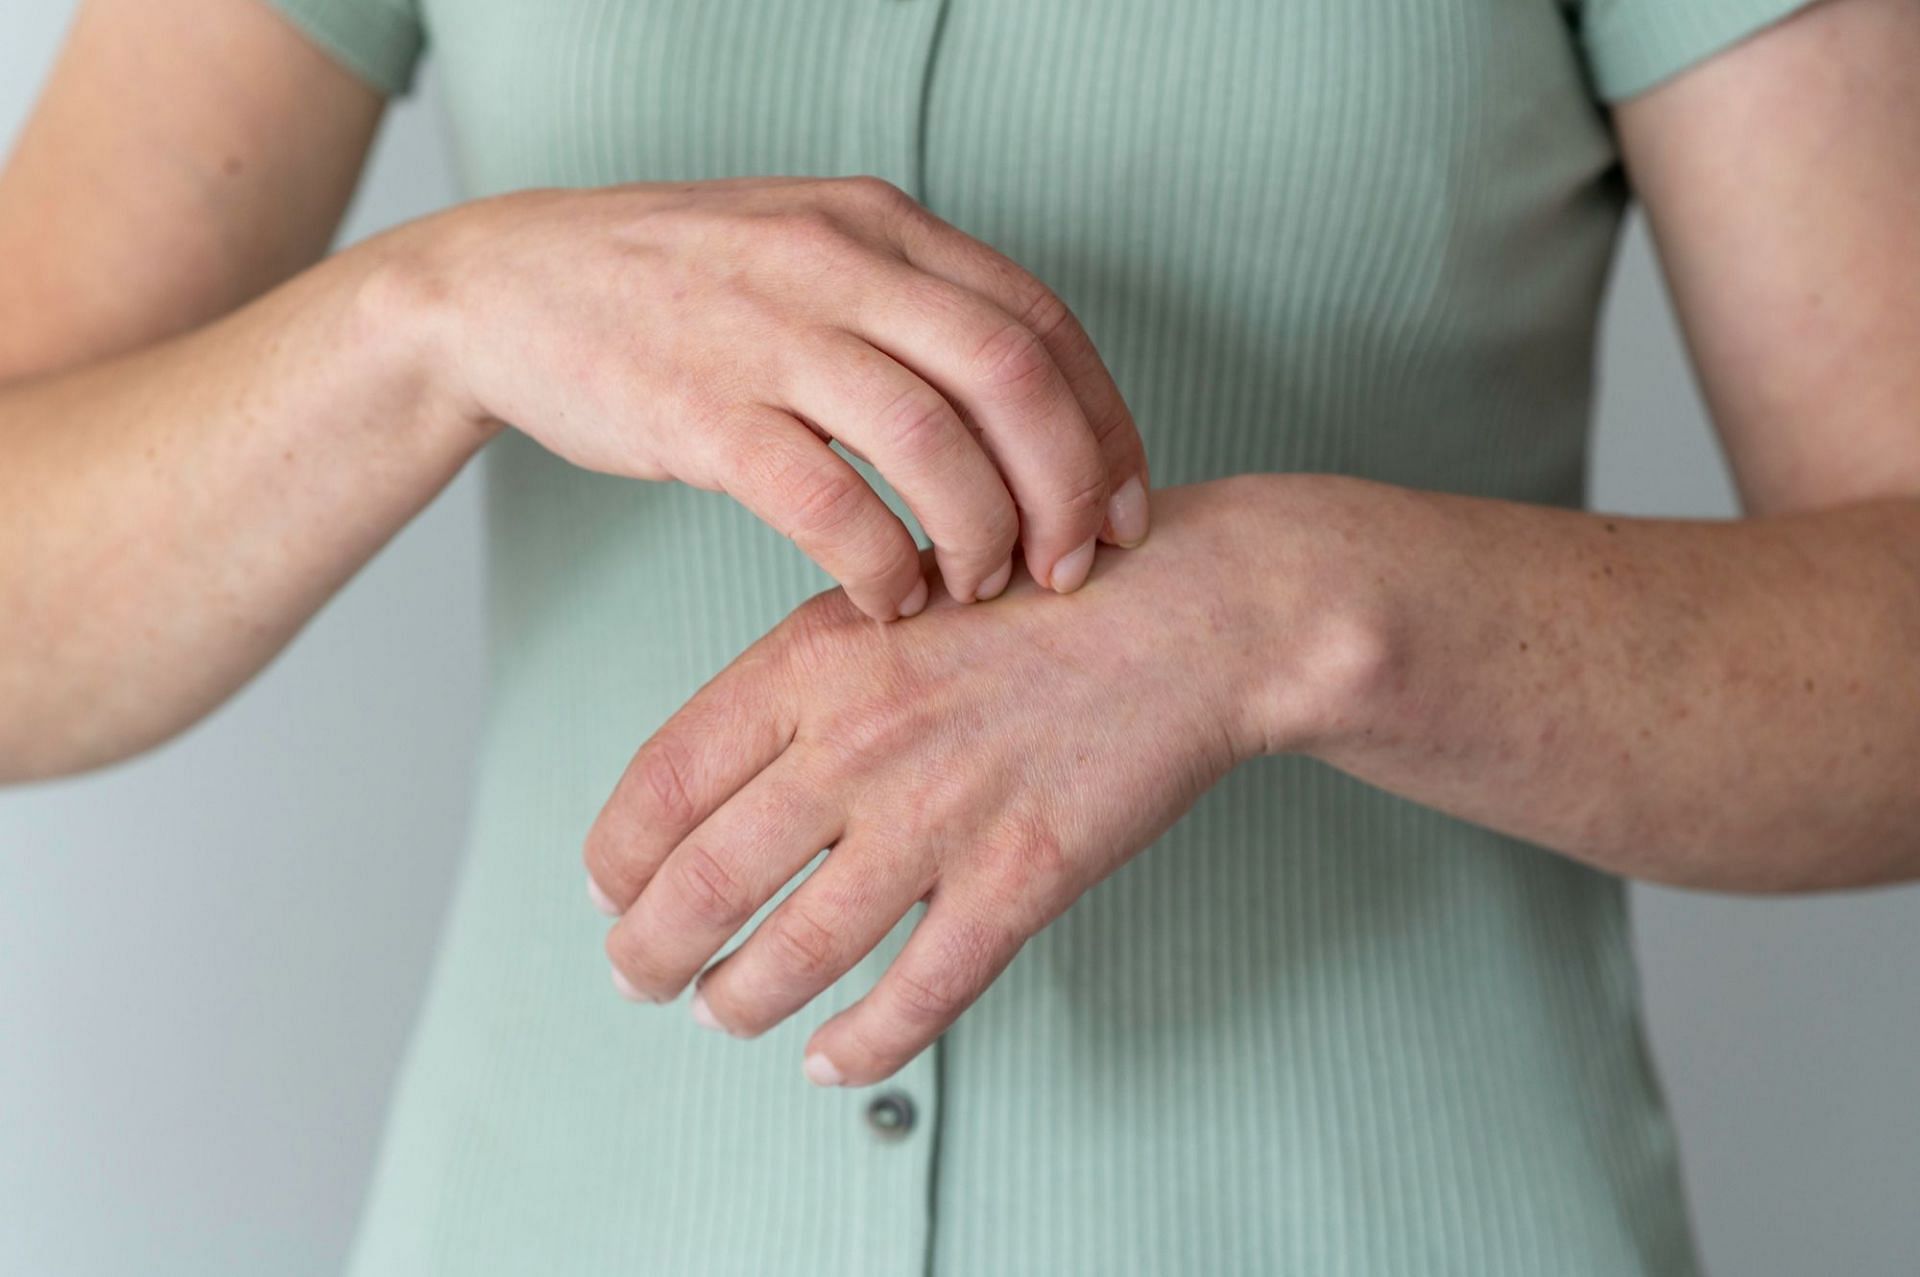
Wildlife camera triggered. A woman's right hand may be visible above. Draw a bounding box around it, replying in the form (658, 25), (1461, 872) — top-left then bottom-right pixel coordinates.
(395, 175), (1152, 618)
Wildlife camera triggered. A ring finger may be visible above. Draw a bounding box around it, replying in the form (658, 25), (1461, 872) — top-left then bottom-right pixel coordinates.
(689, 833), (934, 1038)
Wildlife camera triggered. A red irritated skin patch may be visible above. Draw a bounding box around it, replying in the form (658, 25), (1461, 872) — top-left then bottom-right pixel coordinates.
(589, 481), (1291, 1087)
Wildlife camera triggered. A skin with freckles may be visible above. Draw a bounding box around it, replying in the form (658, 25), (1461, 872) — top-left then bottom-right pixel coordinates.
(592, 468), (1920, 1086)
(0, 0), (1151, 779)
(415, 175), (1153, 614)
(585, 482), (1339, 1087)
(2, 0), (1916, 1098)
(584, 0), (1920, 1085)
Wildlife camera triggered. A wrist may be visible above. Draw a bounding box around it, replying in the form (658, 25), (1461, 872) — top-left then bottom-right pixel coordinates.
(1199, 472), (1404, 762)
(339, 214), (506, 457)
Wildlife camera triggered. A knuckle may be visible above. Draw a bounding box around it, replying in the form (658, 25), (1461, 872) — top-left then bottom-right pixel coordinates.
(876, 385), (963, 463)
(920, 493), (1019, 567)
(1054, 468), (1110, 523)
(894, 273), (968, 327)
(837, 174), (913, 214)
(782, 460), (873, 542)
(671, 843), (752, 928)
(935, 526), (1015, 575)
(1012, 285), (1075, 345)
(762, 902), (843, 982)
(1090, 400), (1141, 452)
(982, 817), (1074, 909)
(889, 963), (968, 1027)
(768, 205), (850, 256)
(632, 737), (700, 830)
(970, 321), (1055, 397)
(839, 1015), (904, 1078)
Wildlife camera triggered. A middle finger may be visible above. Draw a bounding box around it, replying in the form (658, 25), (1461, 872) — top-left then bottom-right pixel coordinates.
(690, 831), (934, 1039)
(843, 261), (1112, 593)
(779, 329), (1022, 605)
(606, 753), (842, 1003)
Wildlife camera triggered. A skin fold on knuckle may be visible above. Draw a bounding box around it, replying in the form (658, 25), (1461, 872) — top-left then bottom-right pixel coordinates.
(830, 1007), (917, 1082)
(776, 455), (871, 542)
(1049, 468), (1112, 529)
(670, 841), (755, 930)
(845, 176), (939, 250)
(875, 384), (967, 469)
(631, 735), (701, 832)
(1009, 288), (1137, 451)
(969, 320), (1056, 401)
(888, 965), (967, 1030)
(835, 173), (915, 220)
(1090, 396), (1147, 459)
(758, 901), (845, 993)
(1011, 285), (1075, 347)
(763, 205), (854, 264)
(893, 915), (1005, 1030)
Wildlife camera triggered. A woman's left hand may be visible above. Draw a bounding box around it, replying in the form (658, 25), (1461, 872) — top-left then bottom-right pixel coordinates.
(584, 478), (1360, 1085)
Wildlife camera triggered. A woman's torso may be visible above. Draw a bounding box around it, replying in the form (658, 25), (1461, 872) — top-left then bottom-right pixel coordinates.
(336, 1), (1695, 1272)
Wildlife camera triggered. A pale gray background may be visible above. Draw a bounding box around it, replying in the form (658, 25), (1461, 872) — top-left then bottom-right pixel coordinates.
(2, 4), (1915, 1275)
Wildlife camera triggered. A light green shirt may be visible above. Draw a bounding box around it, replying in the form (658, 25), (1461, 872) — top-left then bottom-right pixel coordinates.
(269, 0), (1815, 1272)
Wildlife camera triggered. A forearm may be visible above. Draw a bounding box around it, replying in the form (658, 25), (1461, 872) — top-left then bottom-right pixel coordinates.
(0, 234), (490, 780)
(1241, 474), (1920, 891)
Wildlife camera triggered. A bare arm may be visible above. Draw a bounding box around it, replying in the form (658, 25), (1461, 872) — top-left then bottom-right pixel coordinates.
(1284, 0), (1920, 891)
(0, 0), (385, 373)
(0, 0), (1157, 782)
(0, 0), (478, 779)
(574, 0), (1920, 1084)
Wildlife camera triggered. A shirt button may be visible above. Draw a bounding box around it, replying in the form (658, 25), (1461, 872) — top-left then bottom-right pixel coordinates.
(864, 1090), (916, 1141)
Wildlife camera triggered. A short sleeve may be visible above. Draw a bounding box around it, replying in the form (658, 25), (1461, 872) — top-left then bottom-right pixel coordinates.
(1574, 0), (1824, 102)
(262, 0), (426, 97)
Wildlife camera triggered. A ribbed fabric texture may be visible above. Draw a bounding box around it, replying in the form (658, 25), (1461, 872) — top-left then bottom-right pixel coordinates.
(263, 1), (1819, 1273)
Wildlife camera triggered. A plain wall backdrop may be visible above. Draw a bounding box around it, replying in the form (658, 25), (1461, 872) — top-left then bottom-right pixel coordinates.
(2, 5), (1916, 1274)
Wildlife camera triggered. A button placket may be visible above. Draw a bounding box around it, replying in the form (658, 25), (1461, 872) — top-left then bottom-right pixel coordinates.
(830, 4), (952, 1269)
(834, 902), (944, 1272)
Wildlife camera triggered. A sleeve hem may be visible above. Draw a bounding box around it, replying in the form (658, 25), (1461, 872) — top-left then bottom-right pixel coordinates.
(264, 0), (425, 98)
(1584, 0), (1820, 102)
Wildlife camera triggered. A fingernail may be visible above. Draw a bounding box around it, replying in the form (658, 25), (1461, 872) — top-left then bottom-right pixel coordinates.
(587, 875), (620, 917)
(1106, 476), (1148, 547)
(897, 577), (929, 619)
(975, 559), (1013, 601)
(690, 988), (723, 1032)
(1050, 537), (1097, 593)
(803, 1051), (844, 1087)
(611, 965), (649, 1003)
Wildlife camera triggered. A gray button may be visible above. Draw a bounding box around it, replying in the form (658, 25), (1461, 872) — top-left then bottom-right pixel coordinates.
(864, 1090), (916, 1140)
